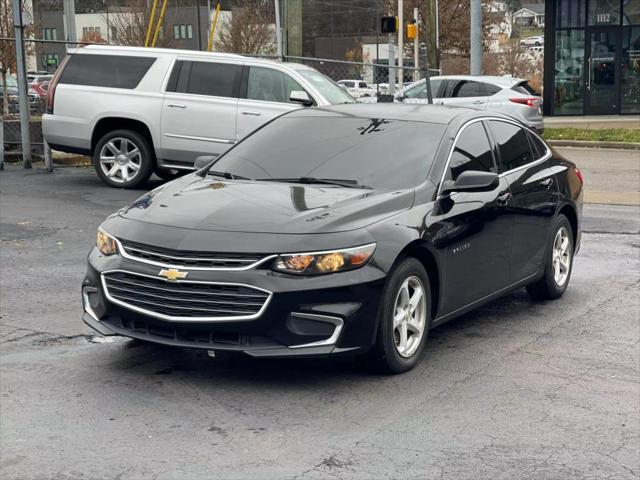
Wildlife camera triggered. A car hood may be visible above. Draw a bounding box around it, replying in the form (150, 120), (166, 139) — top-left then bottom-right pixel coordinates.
(119, 174), (414, 234)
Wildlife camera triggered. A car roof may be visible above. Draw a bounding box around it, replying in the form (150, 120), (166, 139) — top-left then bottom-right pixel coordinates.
(286, 103), (488, 124)
(428, 74), (524, 87)
(78, 45), (316, 72)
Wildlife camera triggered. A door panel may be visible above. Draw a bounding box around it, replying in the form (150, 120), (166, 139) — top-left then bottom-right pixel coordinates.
(438, 121), (511, 314)
(487, 120), (558, 282)
(586, 27), (620, 114)
(161, 60), (241, 165)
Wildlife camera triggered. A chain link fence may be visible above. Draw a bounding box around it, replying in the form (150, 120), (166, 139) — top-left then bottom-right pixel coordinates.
(1, 38), (441, 164)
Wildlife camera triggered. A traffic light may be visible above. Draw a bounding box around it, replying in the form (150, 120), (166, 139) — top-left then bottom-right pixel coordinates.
(381, 16), (397, 34)
(406, 20), (417, 40)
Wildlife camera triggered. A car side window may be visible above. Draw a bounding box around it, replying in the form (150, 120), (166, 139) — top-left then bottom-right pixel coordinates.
(449, 122), (496, 181)
(451, 80), (488, 98)
(488, 121), (534, 172)
(247, 66), (306, 103)
(526, 130), (548, 159)
(359, 82), (368, 88)
(168, 60), (241, 98)
(404, 78), (442, 99)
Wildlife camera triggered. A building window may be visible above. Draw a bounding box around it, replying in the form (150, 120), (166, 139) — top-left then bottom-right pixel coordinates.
(622, 26), (640, 113)
(623, 0), (640, 25)
(42, 28), (57, 41)
(588, 0), (621, 25)
(554, 29), (585, 115)
(556, 0), (586, 28)
(173, 24), (193, 39)
(82, 26), (101, 36)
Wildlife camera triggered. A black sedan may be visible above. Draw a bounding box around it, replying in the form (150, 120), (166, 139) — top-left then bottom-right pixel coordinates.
(83, 104), (583, 374)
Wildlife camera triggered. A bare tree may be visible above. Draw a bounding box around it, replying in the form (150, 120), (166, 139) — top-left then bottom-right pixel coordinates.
(106, 0), (176, 48)
(216, 1), (276, 55)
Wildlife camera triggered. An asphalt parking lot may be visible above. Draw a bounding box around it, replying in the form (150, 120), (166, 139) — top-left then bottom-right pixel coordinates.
(1, 163), (639, 480)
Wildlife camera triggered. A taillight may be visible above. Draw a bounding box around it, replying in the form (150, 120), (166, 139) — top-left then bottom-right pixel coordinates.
(575, 167), (584, 185)
(509, 97), (538, 108)
(46, 55), (70, 114)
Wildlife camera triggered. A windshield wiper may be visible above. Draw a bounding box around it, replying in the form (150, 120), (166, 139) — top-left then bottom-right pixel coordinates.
(207, 170), (249, 180)
(259, 177), (372, 189)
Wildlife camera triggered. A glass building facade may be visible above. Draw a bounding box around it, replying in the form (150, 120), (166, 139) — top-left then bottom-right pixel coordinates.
(544, 0), (640, 115)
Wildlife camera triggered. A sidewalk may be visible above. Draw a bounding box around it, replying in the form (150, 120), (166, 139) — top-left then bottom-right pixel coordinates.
(545, 115), (640, 130)
(554, 146), (640, 205)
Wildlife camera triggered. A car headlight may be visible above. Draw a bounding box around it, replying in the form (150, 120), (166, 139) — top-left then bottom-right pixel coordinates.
(96, 229), (118, 256)
(273, 243), (376, 275)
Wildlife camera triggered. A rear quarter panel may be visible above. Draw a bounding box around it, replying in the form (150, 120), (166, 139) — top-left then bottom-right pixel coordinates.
(44, 52), (173, 155)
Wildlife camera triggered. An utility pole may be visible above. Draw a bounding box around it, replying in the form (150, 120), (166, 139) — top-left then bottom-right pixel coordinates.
(397, 0), (403, 86)
(12, 0), (31, 168)
(63, 0), (76, 47)
(413, 7), (419, 82)
(274, 0), (284, 60)
(388, 36), (395, 95)
(470, 0), (482, 75)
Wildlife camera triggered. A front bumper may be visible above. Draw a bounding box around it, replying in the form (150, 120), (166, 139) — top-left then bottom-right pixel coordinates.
(82, 248), (386, 358)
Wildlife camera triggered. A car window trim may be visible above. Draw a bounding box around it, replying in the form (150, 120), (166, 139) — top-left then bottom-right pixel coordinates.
(436, 117), (551, 198)
(486, 119), (550, 176)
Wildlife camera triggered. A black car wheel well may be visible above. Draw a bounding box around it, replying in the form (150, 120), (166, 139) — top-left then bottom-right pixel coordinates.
(91, 117), (155, 161)
(397, 244), (440, 320)
(558, 204), (578, 247)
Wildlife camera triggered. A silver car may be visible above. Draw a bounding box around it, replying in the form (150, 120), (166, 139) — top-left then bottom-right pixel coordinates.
(395, 75), (544, 132)
(43, 45), (354, 188)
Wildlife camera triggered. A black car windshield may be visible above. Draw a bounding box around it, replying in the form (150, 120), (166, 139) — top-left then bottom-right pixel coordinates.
(210, 115), (446, 191)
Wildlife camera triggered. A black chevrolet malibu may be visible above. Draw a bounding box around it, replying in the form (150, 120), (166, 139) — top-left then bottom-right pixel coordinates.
(83, 104), (583, 373)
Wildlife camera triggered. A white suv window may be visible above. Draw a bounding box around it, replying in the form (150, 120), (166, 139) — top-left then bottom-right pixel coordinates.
(246, 66), (306, 104)
(358, 82), (368, 88)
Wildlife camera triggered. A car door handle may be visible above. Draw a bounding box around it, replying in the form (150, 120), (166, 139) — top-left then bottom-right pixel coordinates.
(241, 111), (261, 116)
(472, 100), (484, 104)
(539, 178), (554, 189)
(497, 192), (512, 205)
(167, 103), (186, 109)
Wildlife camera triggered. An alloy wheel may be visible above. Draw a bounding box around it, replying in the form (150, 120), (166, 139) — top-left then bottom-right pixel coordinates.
(99, 137), (142, 184)
(392, 276), (427, 358)
(552, 226), (572, 287)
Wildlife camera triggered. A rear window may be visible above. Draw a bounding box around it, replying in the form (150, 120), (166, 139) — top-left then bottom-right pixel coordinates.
(511, 81), (540, 96)
(167, 60), (241, 98)
(59, 54), (155, 89)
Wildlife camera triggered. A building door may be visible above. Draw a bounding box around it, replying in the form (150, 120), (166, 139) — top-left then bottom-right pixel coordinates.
(585, 27), (621, 114)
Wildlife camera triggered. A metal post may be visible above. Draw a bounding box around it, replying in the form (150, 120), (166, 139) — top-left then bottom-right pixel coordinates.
(44, 139), (52, 172)
(470, 0), (482, 75)
(435, 0), (440, 68)
(63, 0), (77, 46)
(398, 0), (403, 86)
(388, 34), (395, 95)
(274, 0), (283, 60)
(413, 7), (419, 82)
(13, 0), (31, 168)
(0, 118), (4, 171)
(196, 0), (202, 50)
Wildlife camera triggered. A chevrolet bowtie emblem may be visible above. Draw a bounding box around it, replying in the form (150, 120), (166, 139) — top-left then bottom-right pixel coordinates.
(158, 268), (188, 281)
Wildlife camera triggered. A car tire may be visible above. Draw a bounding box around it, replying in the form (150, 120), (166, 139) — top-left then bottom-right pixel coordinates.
(368, 257), (431, 374)
(527, 214), (574, 300)
(93, 129), (154, 189)
(154, 166), (185, 182)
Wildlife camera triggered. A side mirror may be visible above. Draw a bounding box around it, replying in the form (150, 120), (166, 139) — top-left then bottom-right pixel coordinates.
(441, 171), (499, 195)
(289, 90), (314, 107)
(194, 155), (216, 170)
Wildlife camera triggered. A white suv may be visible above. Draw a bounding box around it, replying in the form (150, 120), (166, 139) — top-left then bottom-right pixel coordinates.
(43, 45), (354, 188)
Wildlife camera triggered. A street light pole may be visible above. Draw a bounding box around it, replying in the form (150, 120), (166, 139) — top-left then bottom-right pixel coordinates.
(12, 0), (31, 168)
(398, 0), (403, 86)
(470, 0), (482, 75)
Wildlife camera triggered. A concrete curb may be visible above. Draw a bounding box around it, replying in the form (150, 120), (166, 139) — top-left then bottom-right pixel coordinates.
(547, 139), (640, 150)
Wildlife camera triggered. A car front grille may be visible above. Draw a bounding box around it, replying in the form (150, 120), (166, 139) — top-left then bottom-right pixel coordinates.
(102, 271), (271, 320)
(118, 239), (269, 269)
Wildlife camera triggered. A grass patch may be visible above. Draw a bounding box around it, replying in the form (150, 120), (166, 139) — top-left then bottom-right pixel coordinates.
(543, 128), (640, 143)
